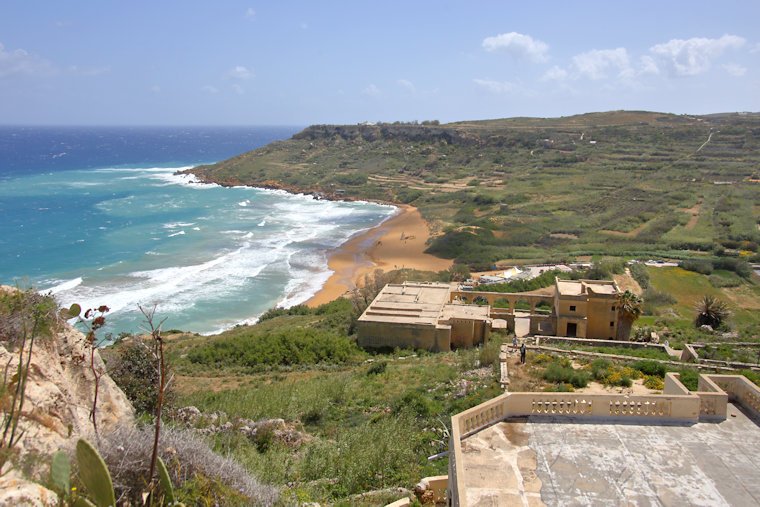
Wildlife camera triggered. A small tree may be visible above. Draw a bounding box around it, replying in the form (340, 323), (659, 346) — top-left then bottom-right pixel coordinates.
(695, 295), (730, 329)
(616, 290), (643, 340)
(108, 338), (174, 415)
(138, 304), (171, 496)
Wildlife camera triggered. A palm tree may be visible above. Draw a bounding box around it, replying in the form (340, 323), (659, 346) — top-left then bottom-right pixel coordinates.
(695, 295), (730, 329)
(616, 290), (643, 340)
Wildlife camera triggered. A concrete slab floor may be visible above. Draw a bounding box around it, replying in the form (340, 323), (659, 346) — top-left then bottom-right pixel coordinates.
(460, 403), (760, 507)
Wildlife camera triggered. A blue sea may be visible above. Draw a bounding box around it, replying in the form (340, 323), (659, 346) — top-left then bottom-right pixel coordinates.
(0, 127), (395, 335)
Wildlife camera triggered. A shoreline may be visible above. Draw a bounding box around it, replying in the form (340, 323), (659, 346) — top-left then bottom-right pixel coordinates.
(183, 167), (453, 311)
(305, 204), (453, 307)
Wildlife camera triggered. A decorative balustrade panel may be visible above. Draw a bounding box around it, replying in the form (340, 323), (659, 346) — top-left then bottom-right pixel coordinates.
(608, 399), (671, 417)
(530, 398), (593, 415)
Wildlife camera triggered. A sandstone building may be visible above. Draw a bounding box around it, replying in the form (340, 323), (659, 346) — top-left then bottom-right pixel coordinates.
(357, 278), (622, 351)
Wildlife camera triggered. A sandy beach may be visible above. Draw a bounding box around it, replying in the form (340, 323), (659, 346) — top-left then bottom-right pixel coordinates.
(305, 204), (453, 307)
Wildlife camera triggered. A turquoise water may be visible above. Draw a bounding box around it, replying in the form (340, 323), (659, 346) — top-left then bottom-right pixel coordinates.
(0, 128), (395, 335)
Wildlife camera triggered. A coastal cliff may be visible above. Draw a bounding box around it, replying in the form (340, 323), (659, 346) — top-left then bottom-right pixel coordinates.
(184, 111), (760, 268)
(0, 286), (134, 505)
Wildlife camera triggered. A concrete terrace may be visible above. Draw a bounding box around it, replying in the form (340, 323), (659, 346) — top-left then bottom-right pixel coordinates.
(460, 404), (760, 506)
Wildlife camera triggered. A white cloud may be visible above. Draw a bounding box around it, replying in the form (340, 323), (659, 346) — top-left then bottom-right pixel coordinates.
(201, 85), (219, 94)
(751, 43), (760, 54)
(649, 34), (746, 76)
(245, 8), (256, 19)
(67, 65), (110, 76)
(723, 63), (747, 77)
(638, 55), (659, 75)
(542, 65), (568, 81)
(481, 32), (549, 63)
(362, 84), (381, 97)
(473, 78), (515, 94)
(227, 65), (252, 80)
(232, 83), (244, 95)
(397, 79), (415, 92)
(0, 42), (55, 78)
(572, 48), (631, 80)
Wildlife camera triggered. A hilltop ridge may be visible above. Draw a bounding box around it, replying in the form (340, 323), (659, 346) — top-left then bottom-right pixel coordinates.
(187, 111), (760, 268)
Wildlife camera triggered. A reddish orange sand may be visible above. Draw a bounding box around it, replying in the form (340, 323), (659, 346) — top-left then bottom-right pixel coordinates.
(305, 205), (452, 307)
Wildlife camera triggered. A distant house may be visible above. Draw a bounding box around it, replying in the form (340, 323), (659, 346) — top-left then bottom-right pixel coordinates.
(554, 279), (620, 339)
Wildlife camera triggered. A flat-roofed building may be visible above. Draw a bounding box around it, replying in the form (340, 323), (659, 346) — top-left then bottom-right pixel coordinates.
(357, 282), (492, 351)
(554, 278), (620, 339)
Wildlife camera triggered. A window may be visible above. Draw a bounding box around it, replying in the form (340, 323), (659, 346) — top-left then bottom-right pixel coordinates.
(611, 305), (616, 311)
(569, 305), (576, 311)
(610, 321), (614, 327)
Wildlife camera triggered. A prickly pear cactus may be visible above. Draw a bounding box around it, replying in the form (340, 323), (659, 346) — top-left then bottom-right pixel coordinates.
(76, 439), (116, 507)
(49, 450), (71, 496)
(157, 456), (176, 505)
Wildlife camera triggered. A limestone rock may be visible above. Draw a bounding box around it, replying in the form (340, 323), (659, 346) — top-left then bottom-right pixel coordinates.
(0, 288), (134, 504)
(0, 473), (58, 507)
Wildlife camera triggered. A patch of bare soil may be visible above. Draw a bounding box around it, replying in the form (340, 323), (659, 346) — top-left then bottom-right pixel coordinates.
(600, 220), (649, 238)
(721, 285), (760, 310)
(680, 199), (703, 230)
(575, 379), (658, 396)
(613, 268), (643, 295)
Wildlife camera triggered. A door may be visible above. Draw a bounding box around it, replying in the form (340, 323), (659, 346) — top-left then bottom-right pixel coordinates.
(566, 322), (577, 337)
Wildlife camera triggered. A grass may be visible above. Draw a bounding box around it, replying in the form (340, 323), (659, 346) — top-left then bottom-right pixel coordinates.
(548, 342), (672, 360)
(164, 296), (504, 504)
(645, 266), (760, 342)
(176, 350), (503, 503)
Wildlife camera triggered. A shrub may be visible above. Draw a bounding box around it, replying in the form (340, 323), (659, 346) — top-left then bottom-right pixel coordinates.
(478, 338), (504, 367)
(585, 259), (626, 280)
(484, 270), (565, 293)
(589, 359), (611, 381)
(392, 390), (440, 419)
(632, 360), (666, 377)
(545, 383), (575, 392)
(542, 364), (589, 388)
(629, 263), (650, 289)
(676, 369), (699, 391)
(695, 295), (730, 328)
(708, 274), (740, 288)
(644, 376), (665, 390)
(532, 353), (554, 365)
(0, 289), (58, 346)
(713, 257), (752, 278)
(299, 415), (419, 498)
(108, 340), (175, 415)
(366, 360), (387, 375)
(680, 259), (713, 275)
(258, 304), (313, 322)
(97, 425), (278, 506)
(187, 327), (360, 368)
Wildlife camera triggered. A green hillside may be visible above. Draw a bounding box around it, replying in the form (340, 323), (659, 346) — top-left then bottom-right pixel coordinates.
(187, 111), (760, 267)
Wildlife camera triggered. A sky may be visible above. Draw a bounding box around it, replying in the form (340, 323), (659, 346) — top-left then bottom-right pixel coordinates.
(1, 1), (759, 125)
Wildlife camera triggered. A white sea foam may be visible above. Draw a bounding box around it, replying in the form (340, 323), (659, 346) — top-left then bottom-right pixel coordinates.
(45, 277), (83, 295)
(30, 165), (397, 335)
(57, 245), (278, 319)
